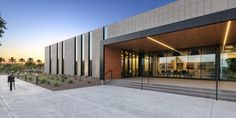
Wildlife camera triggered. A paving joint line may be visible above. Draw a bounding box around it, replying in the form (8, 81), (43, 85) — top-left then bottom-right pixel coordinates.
(0, 96), (15, 118)
(209, 101), (214, 118)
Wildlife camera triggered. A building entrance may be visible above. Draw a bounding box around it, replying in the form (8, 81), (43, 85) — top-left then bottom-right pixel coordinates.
(121, 50), (153, 78)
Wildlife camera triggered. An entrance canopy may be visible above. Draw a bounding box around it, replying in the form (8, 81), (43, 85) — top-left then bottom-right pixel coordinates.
(107, 20), (236, 52)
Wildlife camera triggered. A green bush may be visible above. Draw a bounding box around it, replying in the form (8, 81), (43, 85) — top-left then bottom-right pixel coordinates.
(47, 80), (51, 85)
(28, 76), (33, 81)
(61, 79), (65, 82)
(40, 78), (47, 84)
(68, 80), (73, 84)
(54, 82), (59, 87)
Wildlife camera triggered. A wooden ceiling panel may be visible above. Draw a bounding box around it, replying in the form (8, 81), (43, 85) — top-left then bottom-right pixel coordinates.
(109, 20), (236, 52)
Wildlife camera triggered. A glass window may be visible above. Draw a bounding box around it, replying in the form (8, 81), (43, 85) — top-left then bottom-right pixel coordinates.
(166, 51), (176, 77)
(81, 35), (85, 76)
(89, 32), (93, 60)
(158, 52), (166, 77)
(104, 26), (108, 40)
(201, 47), (215, 79)
(188, 49), (201, 79)
(176, 50), (188, 78)
(82, 35), (85, 61)
(221, 44), (236, 80)
(89, 32), (92, 76)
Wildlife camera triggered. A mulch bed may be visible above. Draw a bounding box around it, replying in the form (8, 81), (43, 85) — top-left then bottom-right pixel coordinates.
(17, 76), (101, 91)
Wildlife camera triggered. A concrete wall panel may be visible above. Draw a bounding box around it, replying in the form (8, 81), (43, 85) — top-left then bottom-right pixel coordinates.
(212, 0), (227, 12)
(58, 42), (63, 74)
(204, 0), (212, 15)
(84, 33), (89, 76)
(44, 46), (50, 73)
(64, 38), (75, 75)
(107, 0), (236, 39)
(92, 28), (103, 78)
(228, 0), (236, 9)
(197, 0), (204, 16)
(76, 36), (82, 76)
(51, 43), (58, 74)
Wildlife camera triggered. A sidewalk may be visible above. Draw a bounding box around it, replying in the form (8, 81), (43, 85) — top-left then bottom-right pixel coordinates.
(0, 75), (236, 118)
(0, 75), (51, 99)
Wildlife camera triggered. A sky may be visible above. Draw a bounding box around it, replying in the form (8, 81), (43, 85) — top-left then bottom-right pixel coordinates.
(0, 0), (175, 62)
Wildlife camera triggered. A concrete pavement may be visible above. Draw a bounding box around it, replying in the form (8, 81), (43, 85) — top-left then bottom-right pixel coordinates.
(0, 75), (236, 118)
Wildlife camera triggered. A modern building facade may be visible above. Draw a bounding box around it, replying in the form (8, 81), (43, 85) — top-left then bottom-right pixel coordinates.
(45, 0), (236, 83)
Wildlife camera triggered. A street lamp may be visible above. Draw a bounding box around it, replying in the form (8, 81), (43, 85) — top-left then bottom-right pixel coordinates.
(35, 73), (39, 85)
(17, 71), (19, 78)
(24, 72), (27, 81)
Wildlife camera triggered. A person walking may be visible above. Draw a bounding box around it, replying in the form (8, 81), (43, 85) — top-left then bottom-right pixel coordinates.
(7, 71), (15, 91)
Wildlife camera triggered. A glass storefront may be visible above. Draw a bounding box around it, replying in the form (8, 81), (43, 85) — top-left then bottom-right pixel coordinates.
(121, 46), (217, 80)
(221, 44), (236, 80)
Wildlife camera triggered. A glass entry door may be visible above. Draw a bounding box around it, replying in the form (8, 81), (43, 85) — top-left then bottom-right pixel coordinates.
(121, 50), (139, 78)
(121, 50), (153, 78)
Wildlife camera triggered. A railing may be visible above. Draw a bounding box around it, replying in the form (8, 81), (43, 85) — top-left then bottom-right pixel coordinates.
(105, 70), (112, 82)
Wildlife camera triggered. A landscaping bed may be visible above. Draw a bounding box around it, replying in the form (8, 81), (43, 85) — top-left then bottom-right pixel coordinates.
(16, 73), (101, 91)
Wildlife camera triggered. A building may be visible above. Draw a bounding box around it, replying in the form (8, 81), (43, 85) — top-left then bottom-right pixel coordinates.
(45, 0), (236, 83)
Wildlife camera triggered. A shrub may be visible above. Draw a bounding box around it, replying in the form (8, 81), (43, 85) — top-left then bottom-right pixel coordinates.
(61, 79), (65, 82)
(47, 80), (51, 85)
(28, 76), (33, 81)
(54, 82), (59, 87)
(40, 78), (47, 84)
(68, 80), (73, 84)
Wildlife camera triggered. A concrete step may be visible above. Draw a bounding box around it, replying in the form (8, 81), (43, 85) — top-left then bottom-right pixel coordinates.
(109, 80), (215, 93)
(108, 82), (216, 99)
(107, 80), (236, 102)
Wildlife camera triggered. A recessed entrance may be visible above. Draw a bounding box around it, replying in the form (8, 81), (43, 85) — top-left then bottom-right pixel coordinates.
(104, 20), (236, 81)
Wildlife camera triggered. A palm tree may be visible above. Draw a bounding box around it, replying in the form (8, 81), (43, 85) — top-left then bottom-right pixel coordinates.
(18, 58), (25, 65)
(25, 57), (35, 72)
(0, 58), (5, 64)
(18, 58), (25, 71)
(0, 57), (4, 64)
(36, 59), (42, 65)
(0, 15), (7, 38)
(35, 59), (43, 72)
(27, 58), (34, 64)
(8, 57), (16, 65)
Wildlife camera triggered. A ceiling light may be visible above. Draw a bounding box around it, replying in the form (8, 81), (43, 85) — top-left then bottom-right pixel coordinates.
(222, 21), (231, 52)
(147, 36), (183, 55)
(147, 36), (175, 50)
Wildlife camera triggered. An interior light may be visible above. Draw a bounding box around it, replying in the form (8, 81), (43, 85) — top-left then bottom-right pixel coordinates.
(224, 50), (231, 53)
(225, 45), (234, 49)
(222, 21), (232, 52)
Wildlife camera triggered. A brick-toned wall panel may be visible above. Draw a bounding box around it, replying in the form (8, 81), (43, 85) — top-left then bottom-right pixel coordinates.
(104, 46), (121, 80)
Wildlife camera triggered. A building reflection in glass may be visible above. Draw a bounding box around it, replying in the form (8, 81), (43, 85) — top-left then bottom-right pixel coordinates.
(121, 46), (218, 80)
(221, 44), (236, 80)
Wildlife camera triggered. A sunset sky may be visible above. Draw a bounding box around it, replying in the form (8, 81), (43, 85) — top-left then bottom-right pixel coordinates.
(0, 0), (174, 62)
